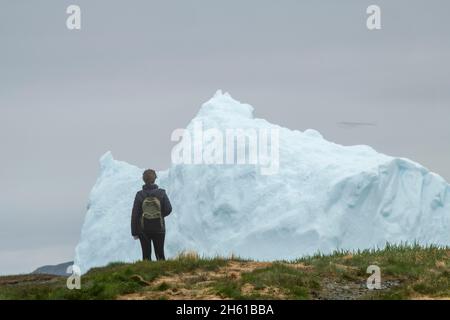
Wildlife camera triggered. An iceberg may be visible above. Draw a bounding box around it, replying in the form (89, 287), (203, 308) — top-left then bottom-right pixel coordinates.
(74, 91), (450, 273)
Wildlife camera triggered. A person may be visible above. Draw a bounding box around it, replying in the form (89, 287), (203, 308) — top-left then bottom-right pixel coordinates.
(131, 169), (172, 261)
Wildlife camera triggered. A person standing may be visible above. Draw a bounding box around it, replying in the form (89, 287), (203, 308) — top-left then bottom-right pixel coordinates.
(131, 169), (172, 261)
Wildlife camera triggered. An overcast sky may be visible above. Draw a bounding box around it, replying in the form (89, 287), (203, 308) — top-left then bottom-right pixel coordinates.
(1, 0), (449, 275)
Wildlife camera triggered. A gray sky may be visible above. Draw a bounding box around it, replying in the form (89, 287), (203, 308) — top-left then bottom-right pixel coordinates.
(1, 0), (449, 275)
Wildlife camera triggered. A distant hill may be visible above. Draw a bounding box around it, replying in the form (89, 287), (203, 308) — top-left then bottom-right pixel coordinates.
(31, 261), (73, 277)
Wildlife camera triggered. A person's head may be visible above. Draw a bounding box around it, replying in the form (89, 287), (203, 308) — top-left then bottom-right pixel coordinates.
(143, 169), (157, 185)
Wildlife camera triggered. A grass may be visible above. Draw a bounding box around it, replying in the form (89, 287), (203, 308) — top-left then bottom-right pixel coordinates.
(0, 254), (228, 300)
(0, 244), (448, 300)
(292, 243), (450, 299)
(213, 263), (320, 299)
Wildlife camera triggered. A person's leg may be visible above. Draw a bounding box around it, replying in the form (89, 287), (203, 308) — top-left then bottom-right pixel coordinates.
(151, 232), (166, 261)
(138, 233), (152, 261)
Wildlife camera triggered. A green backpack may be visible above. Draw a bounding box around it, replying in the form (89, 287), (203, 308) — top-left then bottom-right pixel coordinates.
(140, 196), (162, 230)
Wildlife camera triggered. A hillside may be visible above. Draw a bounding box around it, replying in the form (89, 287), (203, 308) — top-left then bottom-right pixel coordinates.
(32, 261), (74, 277)
(1, 245), (449, 300)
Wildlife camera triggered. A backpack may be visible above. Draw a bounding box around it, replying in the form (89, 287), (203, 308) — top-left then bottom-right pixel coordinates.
(140, 195), (163, 231)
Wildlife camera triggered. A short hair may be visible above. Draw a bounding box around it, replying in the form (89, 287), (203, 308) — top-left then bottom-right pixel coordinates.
(143, 169), (157, 184)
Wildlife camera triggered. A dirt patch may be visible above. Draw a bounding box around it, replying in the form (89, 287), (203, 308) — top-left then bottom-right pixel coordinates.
(215, 261), (271, 279)
(240, 283), (255, 295)
(119, 287), (224, 300)
(258, 286), (289, 299)
(118, 260), (271, 300)
(240, 282), (289, 298)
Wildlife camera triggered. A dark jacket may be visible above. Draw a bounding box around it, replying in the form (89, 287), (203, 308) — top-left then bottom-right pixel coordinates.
(131, 184), (172, 236)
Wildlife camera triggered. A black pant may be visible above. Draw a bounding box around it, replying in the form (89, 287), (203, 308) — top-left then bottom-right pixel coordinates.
(139, 232), (165, 261)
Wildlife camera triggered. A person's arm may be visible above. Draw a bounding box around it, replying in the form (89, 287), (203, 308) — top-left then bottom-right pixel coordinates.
(131, 192), (141, 237)
(161, 190), (172, 217)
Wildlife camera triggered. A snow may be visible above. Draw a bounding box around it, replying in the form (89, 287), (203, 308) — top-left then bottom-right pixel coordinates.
(74, 91), (450, 273)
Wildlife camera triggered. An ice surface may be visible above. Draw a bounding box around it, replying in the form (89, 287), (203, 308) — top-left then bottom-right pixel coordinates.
(74, 91), (450, 273)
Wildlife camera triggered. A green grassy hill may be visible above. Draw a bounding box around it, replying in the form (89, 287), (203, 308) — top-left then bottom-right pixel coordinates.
(1, 244), (448, 300)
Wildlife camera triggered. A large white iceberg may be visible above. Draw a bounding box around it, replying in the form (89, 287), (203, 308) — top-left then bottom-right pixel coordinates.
(74, 91), (450, 273)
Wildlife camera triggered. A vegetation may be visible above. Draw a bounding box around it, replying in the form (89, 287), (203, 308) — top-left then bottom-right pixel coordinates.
(0, 245), (448, 300)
